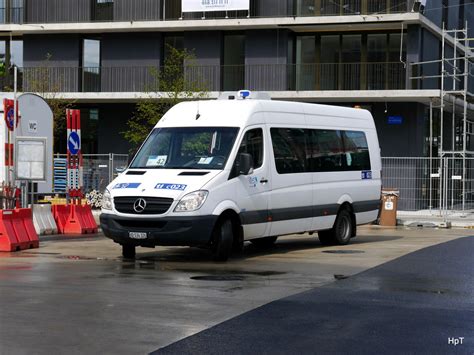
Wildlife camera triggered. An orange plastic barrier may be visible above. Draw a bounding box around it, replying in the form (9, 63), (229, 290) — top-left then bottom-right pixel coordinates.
(52, 205), (69, 234)
(16, 209), (40, 248)
(52, 204), (98, 235)
(0, 209), (39, 252)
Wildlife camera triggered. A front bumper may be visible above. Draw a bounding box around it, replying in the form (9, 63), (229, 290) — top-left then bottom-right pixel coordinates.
(100, 213), (218, 247)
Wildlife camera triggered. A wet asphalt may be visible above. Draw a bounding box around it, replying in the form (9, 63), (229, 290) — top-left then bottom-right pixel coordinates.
(158, 237), (474, 354)
(0, 227), (472, 354)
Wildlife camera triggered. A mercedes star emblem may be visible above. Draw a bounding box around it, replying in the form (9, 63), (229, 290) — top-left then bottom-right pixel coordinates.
(133, 198), (147, 213)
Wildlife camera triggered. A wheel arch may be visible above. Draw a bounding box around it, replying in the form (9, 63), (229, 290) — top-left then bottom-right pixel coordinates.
(212, 209), (243, 248)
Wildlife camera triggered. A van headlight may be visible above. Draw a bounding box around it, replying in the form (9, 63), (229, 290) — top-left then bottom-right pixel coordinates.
(174, 191), (208, 212)
(102, 189), (113, 210)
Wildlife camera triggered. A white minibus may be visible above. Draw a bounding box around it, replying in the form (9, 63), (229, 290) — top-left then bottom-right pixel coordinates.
(100, 91), (381, 261)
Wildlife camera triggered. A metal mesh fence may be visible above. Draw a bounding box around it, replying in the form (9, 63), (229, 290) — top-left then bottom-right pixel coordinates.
(55, 153), (128, 194)
(382, 157), (474, 215)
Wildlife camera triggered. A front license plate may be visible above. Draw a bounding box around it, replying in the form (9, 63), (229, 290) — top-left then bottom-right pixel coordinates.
(129, 232), (147, 240)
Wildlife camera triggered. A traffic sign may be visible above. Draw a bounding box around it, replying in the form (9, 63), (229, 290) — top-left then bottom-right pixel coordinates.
(68, 131), (81, 155)
(3, 99), (18, 131)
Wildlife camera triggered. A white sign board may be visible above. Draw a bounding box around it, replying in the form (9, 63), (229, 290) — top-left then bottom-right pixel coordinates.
(182, 0), (250, 12)
(15, 137), (47, 181)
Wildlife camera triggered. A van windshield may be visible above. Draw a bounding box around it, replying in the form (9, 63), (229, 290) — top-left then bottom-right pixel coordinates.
(130, 127), (240, 170)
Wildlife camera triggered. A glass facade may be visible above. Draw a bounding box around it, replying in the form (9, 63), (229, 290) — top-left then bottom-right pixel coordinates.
(295, 32), (406, 91)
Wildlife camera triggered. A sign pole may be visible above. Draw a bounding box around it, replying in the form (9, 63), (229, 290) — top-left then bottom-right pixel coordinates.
(13, 66), (18, 204)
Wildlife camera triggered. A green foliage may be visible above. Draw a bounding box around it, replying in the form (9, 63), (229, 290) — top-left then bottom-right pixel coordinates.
(123, 45), (209, 150)
(182, 132), (212, 157)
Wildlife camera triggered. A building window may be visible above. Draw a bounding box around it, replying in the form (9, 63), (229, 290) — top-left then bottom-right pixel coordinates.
(82, 108), (99, 154)
(0, 39), (22, 91)
(222, 34), (245, 91)
(342, 35), (361, 90)
(320, 35), (340, 90)
(296, 36), (316, 90)
(82, 38), (101, 92)
(92, 0), (114, 21)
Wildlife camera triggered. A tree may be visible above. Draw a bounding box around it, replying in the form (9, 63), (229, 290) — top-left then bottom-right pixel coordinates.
(123, 46), (209, 149)
(24, 54), (76, 152)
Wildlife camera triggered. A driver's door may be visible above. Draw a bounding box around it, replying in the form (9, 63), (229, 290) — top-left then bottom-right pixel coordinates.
(232, 126), (271, 239)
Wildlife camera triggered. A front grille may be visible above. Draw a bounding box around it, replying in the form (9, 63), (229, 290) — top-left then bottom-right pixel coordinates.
(114, 196), (174, 215)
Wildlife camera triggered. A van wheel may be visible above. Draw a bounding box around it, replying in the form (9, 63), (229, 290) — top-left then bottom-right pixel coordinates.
(318, 209), (354, 246)
(212, 218), (234, 262)
(250, 236), (278, 248)
(122, 244), (136, 259)
(333, 209), (353, 245)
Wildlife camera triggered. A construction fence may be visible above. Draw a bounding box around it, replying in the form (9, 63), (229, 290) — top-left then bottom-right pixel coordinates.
(54, 153), (128, 195)
(382, 157), (474, 217)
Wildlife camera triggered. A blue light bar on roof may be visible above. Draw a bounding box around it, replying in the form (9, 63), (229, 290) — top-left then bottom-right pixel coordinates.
(238, 90), (251, 99)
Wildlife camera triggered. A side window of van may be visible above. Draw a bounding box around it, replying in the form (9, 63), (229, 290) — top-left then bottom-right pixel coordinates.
(270, 128), (307, 174)
(237, 128), (264, 169)
(342, 131), (371, 171)
(308, 130), (345, 172)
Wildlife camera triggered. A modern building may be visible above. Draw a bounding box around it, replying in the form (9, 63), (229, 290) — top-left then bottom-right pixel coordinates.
(0, 0), (473, 159)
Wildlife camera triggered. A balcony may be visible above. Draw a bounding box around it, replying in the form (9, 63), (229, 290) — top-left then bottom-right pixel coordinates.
(0, 0), (417, 24)
(0, 62), (407, 94)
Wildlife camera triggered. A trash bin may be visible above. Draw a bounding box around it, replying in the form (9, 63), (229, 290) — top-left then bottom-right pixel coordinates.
(379, 189), (399, 226)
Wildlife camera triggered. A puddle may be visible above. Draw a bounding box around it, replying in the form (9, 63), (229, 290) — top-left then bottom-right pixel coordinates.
(58, 255), (98, 261)
(22, 252), (61, 256)
(191, 275), (246, 281)
(174, 268), (286, 277)
(0, 265), (33, 270)
(387, 287), (452, 295)
(323, 250), (365, 254)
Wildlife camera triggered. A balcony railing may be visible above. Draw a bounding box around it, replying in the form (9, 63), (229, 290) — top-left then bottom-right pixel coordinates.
(0, 62), (407, 94)
(0, 0), (417, 24)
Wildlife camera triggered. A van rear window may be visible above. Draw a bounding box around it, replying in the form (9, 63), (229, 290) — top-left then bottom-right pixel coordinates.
(270, 128), (370, 174)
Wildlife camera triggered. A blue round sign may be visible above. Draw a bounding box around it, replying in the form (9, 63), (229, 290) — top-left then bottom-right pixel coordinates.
(68, 131), (81, 155)
(5, 107), (15, 131)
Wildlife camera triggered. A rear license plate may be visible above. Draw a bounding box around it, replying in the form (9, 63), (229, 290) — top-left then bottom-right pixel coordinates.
(129, 232), (147, 240)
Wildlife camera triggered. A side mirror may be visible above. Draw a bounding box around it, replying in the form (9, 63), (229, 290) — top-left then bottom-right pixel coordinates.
(237, 153), (254, 176)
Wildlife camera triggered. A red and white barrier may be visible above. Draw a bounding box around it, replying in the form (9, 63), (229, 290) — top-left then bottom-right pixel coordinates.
(32, 204), (58, 235)
(52, 204), (98, 235)
(0, 208), (39, 252)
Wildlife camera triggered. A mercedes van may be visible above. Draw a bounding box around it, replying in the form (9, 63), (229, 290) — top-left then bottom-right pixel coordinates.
(100, 91), (381, 261)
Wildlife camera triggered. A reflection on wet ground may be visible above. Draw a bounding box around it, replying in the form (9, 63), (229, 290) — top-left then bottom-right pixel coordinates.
(0, 227), (472, 354)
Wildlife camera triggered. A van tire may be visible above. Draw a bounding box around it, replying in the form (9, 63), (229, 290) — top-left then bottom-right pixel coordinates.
(122, 244), (136, 259)
(212, 218), (234, 262)
(333, 209), (353, 245)
(250, 236), (278, 248)
(318, 209), (354, 245)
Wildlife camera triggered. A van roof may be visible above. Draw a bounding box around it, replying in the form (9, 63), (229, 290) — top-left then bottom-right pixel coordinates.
(157, 99), (373, 129)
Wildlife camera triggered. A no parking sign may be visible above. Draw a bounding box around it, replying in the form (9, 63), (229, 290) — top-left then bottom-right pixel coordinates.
(3, 99), (19, 131)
